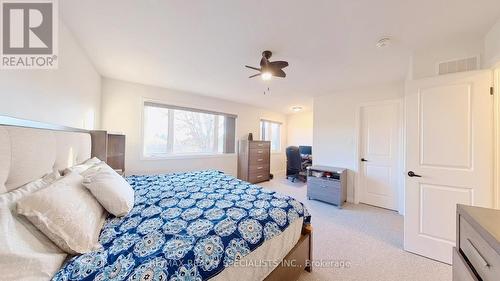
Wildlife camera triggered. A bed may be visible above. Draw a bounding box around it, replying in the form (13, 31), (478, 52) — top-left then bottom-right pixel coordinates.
(0, 116), (313, 281)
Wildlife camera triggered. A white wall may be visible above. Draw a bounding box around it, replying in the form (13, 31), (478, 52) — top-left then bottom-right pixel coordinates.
(0, 23), (101, 129)
(485, 18), (500, 67)
(287, 111), (313, 147)
(101, 78), (287, 177)
(313, 82), (404, 203)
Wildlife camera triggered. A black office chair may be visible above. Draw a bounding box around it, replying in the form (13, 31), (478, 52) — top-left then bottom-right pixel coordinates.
(286, 146), (308, 182)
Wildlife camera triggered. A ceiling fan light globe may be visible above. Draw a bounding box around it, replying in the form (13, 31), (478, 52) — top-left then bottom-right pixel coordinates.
(261, 72), (272, 80)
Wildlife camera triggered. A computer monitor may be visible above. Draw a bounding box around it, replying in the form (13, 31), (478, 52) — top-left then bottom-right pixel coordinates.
(299, 145), (312, 155)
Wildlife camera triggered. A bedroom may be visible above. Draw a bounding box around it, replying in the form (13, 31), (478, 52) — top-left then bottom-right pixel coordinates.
(0, 1), (499, 281)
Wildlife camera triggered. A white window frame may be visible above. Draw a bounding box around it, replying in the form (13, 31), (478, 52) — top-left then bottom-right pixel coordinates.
(142, 101), (236, 159)
(260, 119), (282, 153)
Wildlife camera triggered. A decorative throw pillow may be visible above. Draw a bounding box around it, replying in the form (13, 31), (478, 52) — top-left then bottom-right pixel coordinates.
(17, 172), (107, 254)
(0, 170), (67, 281)
(62, 157), (102, 175)
(82, 163), (134, 217)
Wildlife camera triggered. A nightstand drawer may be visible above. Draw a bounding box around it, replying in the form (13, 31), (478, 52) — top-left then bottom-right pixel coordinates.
(307, 177), (340, 202)
(307, 176), (340, 189)
(308, 184), (340, 204)
(459, 216), (500, 281)
(453, 247), (478, 281)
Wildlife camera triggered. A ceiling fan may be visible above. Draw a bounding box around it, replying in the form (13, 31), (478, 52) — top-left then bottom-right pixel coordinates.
(245, 50), (289, 80)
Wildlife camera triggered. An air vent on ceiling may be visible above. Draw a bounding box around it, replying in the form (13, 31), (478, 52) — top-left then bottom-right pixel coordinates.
(437, 56), (479, 75)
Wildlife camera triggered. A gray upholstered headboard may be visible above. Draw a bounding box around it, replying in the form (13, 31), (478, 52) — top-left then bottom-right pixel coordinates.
(0, 116), (92, 194)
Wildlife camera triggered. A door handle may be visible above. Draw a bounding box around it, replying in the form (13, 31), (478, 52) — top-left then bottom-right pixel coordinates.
(407, 171), (422, 177)
(361, 158), (368, 162)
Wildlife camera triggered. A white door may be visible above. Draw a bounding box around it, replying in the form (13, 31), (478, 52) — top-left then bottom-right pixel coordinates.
(404, 70), (494, 264)
(359, 100), (401, 210)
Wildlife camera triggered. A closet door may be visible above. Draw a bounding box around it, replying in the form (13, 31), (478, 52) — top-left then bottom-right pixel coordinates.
(404, 70), (493, 264)
(359, 100), (401, 211)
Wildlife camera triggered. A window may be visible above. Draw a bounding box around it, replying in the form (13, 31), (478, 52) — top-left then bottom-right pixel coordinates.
(260, 119), (281, 152)
(143, 102), (236, 157)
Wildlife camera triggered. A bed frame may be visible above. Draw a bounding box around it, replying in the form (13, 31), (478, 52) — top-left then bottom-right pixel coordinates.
(265, 224), (313, 281)
(0, 115), (313, 281)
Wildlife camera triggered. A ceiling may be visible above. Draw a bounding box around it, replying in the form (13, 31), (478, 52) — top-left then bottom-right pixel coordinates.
(61, 0), (500, 113)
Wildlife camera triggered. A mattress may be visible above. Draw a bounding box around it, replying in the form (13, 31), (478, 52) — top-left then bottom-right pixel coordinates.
(53, 170), (310, 281)
(212, 217), (303, 281)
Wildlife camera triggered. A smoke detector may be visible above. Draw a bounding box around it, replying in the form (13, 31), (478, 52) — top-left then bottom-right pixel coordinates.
(376, 37), (391, 48)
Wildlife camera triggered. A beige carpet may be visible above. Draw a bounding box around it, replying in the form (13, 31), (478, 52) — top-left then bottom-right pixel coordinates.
(260, 178), (452, 281)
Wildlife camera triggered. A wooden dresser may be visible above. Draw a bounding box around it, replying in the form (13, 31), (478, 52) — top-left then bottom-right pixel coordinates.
(453, 205), (500, 281)
(238, 140), (271, 184)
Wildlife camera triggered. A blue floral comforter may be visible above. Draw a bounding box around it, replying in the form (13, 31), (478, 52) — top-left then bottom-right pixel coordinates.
(53, 170), (311, 281)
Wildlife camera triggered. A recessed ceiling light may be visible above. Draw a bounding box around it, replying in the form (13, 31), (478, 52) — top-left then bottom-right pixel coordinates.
(376, 37), (391, 48)
(261, 72), (272, 81)
(291, 106), (303, 112)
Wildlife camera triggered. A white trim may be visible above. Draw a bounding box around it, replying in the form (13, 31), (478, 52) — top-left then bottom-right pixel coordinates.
(260, 118), (283, 125)
(355, 98), (405, 214)
(401, 95), (407, 215)
(213, 115), (220, 153)
(167, 109), (174, 153)
(144, 101), (237, 118)
(494, 68), (500, 209)
(141, 97), (147, 158)
(141, 153), (236, 161)
(259, 119), (282, 153)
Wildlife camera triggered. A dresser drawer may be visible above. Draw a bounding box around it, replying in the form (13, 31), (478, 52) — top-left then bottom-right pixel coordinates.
(249, 172), (269, 183)
(249, 164), (269, 173)
(459, 216), (500, 281)
(250, 147), (269, 156)
(249, 141), (270, 149)
(453, 247), (478, 281)
(249, 153), (270, 165)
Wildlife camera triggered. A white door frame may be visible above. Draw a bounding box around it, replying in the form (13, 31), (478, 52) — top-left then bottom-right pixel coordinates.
(354, 98), (405, 214)
(495, 68), (500, 209)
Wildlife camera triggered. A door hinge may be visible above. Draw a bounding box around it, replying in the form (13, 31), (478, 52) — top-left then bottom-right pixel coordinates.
(491, 87), (494, 96)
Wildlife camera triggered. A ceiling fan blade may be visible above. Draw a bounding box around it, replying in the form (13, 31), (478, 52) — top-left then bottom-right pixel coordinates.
(248, 73), (261, 78)
(273, 69), (286, 78)
(260, 57), (269, 67)
(270, 61), (289, 69)
(245, 65), (261, 71)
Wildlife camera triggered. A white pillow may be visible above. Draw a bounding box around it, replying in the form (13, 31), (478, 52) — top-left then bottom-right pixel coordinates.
(82, 163), (134, 217)
(0, 171), (67, 281)
(17, 173), (107, 254)
(62, 157), (102, 175)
